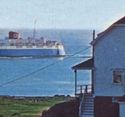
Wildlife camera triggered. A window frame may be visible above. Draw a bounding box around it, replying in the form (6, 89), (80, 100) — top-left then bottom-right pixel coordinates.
(112, 69), (123, 84)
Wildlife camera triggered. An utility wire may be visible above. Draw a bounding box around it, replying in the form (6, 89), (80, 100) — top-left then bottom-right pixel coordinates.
(0, 46), (91, 87)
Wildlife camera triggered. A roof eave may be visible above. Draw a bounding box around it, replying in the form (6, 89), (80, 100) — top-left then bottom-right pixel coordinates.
(72, 67), (95, 70)
(91, 16), (125, 46)
(72, 58), (94, 70)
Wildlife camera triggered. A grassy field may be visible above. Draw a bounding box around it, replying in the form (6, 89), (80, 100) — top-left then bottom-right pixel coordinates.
(0, 96), (71, 117)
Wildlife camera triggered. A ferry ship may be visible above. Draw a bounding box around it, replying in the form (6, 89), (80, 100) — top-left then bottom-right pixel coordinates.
(0, 31), (65, 57)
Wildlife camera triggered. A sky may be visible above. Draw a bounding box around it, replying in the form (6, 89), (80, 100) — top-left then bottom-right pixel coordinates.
(0, 0), (125, 30)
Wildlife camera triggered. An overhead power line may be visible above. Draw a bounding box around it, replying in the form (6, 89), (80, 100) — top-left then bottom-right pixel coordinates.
(0, 46), (91, 87)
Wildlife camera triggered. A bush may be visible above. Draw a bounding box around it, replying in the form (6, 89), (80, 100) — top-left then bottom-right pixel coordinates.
(0, 114), (3, 117)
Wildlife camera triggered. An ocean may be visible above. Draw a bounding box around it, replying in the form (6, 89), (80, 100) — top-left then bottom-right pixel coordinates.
(0, 29), (92, 96)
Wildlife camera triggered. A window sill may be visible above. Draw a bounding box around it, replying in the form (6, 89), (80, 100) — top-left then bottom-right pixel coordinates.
(112, 83), (123, 85)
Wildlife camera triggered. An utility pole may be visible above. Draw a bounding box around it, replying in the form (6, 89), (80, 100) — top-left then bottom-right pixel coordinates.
(92, 30), (95, 94)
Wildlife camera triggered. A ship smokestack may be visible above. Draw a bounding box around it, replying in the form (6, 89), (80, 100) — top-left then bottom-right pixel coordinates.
(9, 31), (20, 39)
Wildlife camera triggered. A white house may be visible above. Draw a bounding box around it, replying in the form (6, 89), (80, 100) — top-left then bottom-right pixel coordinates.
(72, 16), (125, 117)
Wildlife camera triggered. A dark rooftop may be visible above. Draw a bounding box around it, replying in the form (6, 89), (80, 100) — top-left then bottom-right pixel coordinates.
(91, 16), (125, 45)
(114, 16), (125, 24)
(72, 58), (94, 70)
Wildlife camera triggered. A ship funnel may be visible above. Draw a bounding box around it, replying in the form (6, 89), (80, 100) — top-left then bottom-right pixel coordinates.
(9, 31), (20, 39)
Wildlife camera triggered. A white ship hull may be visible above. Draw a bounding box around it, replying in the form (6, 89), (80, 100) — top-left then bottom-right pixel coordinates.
(0, 45), (65, 57)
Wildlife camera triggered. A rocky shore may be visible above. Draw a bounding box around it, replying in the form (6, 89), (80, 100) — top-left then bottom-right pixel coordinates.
(41, 98), (79, 117)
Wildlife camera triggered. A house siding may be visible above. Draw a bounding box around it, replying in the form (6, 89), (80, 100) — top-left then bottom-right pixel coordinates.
(94, 96), (119, 117)
(94, 26), (125, 96)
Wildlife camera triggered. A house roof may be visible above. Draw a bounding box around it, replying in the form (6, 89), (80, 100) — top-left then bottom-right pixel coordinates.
(72, 58), (94, 70)
(91, 16), (125, 45)
(114, 16), (125, 24)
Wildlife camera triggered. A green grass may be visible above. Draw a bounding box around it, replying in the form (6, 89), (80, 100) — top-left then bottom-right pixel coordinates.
(0, 96), (69, 117)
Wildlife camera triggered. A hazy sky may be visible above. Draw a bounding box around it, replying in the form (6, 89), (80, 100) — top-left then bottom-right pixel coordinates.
(0, 0), (125, 29)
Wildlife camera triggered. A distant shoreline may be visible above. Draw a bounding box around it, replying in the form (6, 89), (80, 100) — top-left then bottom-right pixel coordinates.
(0, 94), (73, 100)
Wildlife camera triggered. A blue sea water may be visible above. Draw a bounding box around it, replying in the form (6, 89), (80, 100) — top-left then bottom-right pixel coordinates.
(0, 29), (92, 96)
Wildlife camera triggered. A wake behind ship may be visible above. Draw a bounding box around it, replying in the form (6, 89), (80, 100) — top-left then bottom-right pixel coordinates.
(0, 31), (65, 57)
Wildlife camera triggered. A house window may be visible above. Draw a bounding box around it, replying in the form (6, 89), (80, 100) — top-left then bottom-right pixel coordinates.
(113, 70), (122, 84)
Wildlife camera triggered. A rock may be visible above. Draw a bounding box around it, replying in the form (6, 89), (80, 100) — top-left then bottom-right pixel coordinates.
(41, 98), (79, 117)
